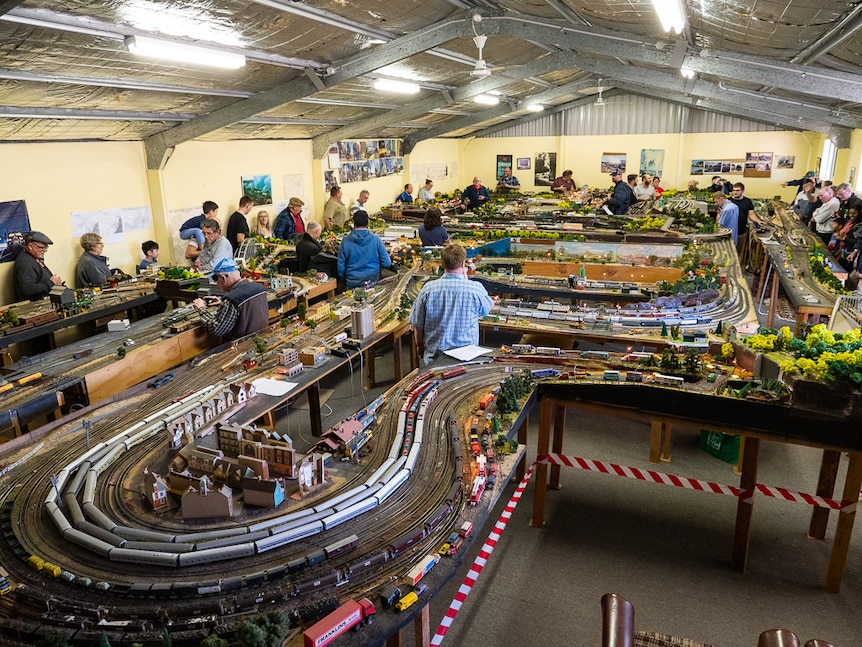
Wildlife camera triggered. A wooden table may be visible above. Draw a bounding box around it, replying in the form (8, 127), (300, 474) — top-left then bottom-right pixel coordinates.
(0, 290), (162, 365)
(530, 381), (862, 592)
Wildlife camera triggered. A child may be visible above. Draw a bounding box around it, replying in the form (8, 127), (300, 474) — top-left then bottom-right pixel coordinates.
(138, 240), (159, 273)
(180, 200), (218, 260)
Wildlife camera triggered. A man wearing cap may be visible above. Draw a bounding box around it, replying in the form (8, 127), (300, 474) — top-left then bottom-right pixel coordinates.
(337, 210), (391, 289)
(193, 219), (233, 274)
(273, 197), (306, 241)
(782, 171), (819, 190)
(192, 258), (268, 342)
(13, 231), (63, 300)
(460, 177), (490, 210)
(606, 170), (635, 215)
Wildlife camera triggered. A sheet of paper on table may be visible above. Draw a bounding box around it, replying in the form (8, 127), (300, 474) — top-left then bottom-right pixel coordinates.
(252, 378), (299, 396)
(443, 345), (493, 361)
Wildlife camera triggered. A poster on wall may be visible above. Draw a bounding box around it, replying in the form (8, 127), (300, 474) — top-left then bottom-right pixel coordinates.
(324, 170), (338, 192)
(601, 152), (626, 174)
(517, 157), (530, 170)
(0, 199), (31, 263)
(496, 154), (513, 180)
(639, 149), (664, 177)
(776, 155), (795, 169)
(534, 152), (556, 186)
(690, 159), (705, 175)
(724, 159), (745, 174)
(744, 152), (773, 178)
(71, 209), (124, 244)
(241, 175), (272, 206)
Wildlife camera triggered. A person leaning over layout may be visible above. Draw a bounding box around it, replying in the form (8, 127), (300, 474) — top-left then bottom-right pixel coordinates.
(409, 243), (495, 364)
(191, 258), (268, 342)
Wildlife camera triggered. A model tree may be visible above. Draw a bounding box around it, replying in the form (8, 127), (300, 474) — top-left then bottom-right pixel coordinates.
(200, 634), (228, 647)
(660, 321), (668, 337)
(684, 348), (700, 374)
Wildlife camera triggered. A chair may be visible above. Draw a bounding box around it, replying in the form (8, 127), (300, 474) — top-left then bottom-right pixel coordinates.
(804, 641), (836, 647)
(602, 592), (635, 647)
(758, 629), (801, 647)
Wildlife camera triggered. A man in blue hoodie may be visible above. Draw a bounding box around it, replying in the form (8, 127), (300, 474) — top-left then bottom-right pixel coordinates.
(337, 210), (391, 288)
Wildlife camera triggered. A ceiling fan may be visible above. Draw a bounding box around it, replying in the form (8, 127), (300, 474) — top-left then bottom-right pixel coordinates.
(595, 79), (607, 106)
(470, 16), (492, 78)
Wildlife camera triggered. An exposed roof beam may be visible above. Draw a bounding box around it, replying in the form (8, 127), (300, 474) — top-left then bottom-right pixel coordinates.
(143, 16), (472, 169)
(792, 3), (862, 65)
(2, 7), (321, 70)
(0, 68), (254, 99)
(405, 78), (596, 150)
(561, 54), (862, 130)
(543, 0), (591, 27)
(311, 50), (576, 157)
(0, 106), (193, 121)
(479, 15), (862, 104)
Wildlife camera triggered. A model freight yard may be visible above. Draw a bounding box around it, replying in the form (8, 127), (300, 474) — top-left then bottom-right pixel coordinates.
(0, 196), (857, 646)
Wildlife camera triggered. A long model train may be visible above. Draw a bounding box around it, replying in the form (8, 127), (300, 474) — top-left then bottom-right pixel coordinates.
(30, 369), (469, 602)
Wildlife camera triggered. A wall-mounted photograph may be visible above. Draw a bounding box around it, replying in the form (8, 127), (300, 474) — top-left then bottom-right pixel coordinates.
(601, 152), (626, 174)
(517, 157), (531, 170)
(241, 175), (273, 206)
(534, 152), (557, 186)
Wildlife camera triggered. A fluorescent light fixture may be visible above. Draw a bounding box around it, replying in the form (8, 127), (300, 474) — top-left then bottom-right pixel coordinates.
(474, 94), (499, 106)
(680, 67), (696, 79)
(372, 78), (421, 94)
(651, 0), (686, 35)
(526, 103), (545, 112)
(125, 35), (245, 69)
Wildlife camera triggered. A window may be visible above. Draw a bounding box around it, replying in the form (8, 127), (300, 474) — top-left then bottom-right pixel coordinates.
(821, 138), (837, 182)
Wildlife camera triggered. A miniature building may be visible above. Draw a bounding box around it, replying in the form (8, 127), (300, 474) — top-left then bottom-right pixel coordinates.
(350, 305), (375, 339)
(277, 347), (299, 366)
(49, 285), (75, 310)
(142, 470), (170, 512)
(238, 454), (270, 480)
(271, 276), (293, 290)
(299, 345), (327, 367)
(296, 453), (326, 494)
(181, 478), (234, 519)
(241, 476), (285, 508)
(187, 447), (225, 474)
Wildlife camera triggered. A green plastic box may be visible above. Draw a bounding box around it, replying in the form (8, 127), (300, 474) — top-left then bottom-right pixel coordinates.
(699, 430), (740, 463)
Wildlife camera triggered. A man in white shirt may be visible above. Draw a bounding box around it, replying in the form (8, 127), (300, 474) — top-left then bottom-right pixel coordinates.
(351, 190), (370, 215)
(810, 187), (840, 246)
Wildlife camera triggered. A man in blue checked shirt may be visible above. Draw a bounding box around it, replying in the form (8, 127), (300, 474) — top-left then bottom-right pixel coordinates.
(409, 243), (495, 364)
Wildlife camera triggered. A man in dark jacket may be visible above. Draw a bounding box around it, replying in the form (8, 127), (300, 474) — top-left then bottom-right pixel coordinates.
(13, 231), (63, 300)
(607, 170), (635, 215)
(192, 258), (268, 342)
(337, 210), (391, 289)
(297, 221), (338, 278)
(273, 197), (305, 241)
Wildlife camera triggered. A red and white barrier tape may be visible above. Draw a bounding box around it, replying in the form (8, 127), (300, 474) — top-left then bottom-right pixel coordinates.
(430, 464), (534, 646)
(537, 453), (856, 513)
(431, 453), (856, 645)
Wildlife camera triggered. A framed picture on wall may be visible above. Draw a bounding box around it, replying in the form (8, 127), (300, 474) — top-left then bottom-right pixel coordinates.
(241, 175), (273, 205)
(496, 154), (513, 180)
(516, 157), (530, 170)
(0, 200), (30, 263)
(534, 152), (556, 186)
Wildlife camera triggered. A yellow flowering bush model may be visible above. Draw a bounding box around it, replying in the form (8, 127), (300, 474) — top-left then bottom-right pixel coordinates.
(745, 324), (862, 386)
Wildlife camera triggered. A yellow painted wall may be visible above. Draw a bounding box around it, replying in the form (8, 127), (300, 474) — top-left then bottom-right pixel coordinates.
(455, 136), (561, 192)
(0, 141), (153, 307)
(409, 139), (462, 196)
(460, 131), (820, 201)
(834, 129), (862, 191)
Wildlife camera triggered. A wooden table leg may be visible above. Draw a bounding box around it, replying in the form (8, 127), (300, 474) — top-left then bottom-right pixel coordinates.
(550, 404), (565, 490)
(365, 348), (376, 390)
(515, 415), (528, 482)
(649, 420), (662, 463)
(410, 330), (419, 371)
(414, 602), (430, 647)
(660, 421), (672, 462)
(531, 399), (552, 528)
(393, 332), (403, 383)
(809, 449), (841, 539)
(307, 382), (323, 437)
(731, 436), (760, 572)
(766, 267), (779, 329)
(386, 630), (403, 647)
(825, 451), (862, 592)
